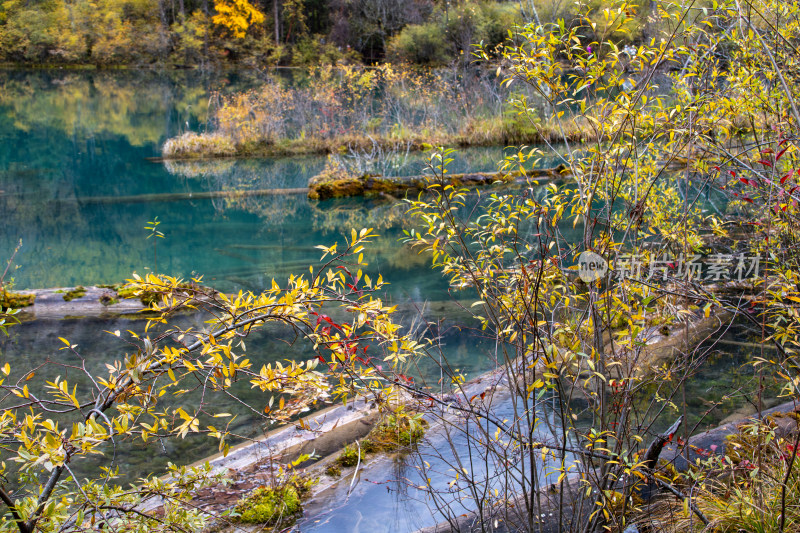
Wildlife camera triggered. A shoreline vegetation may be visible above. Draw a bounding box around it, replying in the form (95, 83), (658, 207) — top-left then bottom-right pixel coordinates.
(159, 63), (597, 160)
(156, 62), (761, 163)
(160, 117), (596, 159)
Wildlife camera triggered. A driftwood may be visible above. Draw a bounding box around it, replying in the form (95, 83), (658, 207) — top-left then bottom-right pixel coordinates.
(642, 416), (683, 471)
(5, 284), (219, 320)
(308, 164), (570, 200)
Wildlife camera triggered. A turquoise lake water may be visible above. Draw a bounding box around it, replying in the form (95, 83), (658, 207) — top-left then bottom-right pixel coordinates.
(0, 69), (513, 297)
(0, 69), (524, 483)
(0, 70), (770, 531)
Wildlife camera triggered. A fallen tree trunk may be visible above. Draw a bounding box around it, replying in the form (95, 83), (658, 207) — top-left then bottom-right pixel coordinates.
(66, 188), (308, 205)
(414, 400), (800, 533)
(308, 165), (570, 200)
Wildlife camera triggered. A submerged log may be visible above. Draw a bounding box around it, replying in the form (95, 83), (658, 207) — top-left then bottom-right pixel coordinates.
(7, 284), (218, 320)
(64, 188), (309, 205)
(308, 164), (570, 200)
(414, 402), (800, 533)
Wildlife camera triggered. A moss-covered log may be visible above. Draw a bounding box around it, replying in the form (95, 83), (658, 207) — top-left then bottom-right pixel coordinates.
(308, 165), (570, 200)
(0, 289), (35, 309)
(5, 283), (219, 321)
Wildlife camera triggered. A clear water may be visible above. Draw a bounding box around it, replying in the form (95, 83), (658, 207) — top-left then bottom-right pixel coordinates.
(0, 313), (493, 484)
(295, 322), (773, 533)
(299, 394), (565, 533)
(0, 69), (770, 530)
(0, 69), (525, 484)
(0, 69), (519, 296)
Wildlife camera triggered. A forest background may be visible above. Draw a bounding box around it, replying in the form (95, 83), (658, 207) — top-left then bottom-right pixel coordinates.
(0, 0), (616, 67)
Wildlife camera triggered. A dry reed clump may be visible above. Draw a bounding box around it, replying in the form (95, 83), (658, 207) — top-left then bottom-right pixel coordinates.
(163, 158), (236, 178)
(161, 132), (236, 159)
(158, 64), (610, 160)
(159, 64), (520, 159)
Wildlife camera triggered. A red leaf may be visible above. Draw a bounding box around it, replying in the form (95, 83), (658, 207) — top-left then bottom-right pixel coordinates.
(781, 173), (791, 184)
(730, 170), (737, 177)
(743, 197), (754, 203)
(777, 147), (789, 161)
(761, 148), (774, 155)
(758, 160), (773, 167)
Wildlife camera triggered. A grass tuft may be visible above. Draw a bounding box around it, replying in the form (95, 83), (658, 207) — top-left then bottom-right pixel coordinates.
(0, 290), (35, 309)
(335, 444), (366, 468)
(162, 132), (236, 159)
(234, 485), (301, 525)
(62, 286), (86, 301)
(233, 475), (316, 527)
